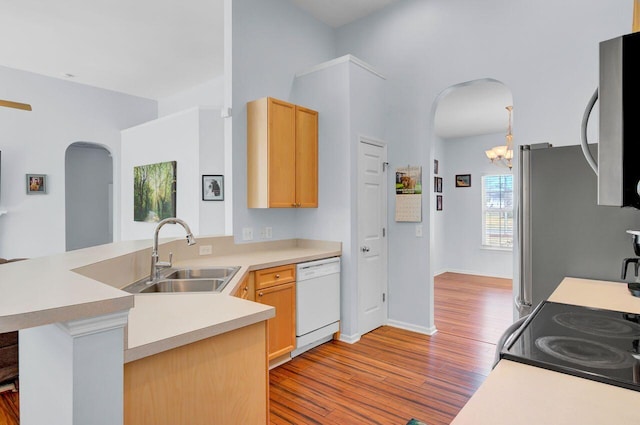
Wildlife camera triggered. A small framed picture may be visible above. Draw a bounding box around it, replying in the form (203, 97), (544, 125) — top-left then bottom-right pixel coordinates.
(436, 195), (443, 211)
(434, 159), (439, 175)
(434, 177), (443, 193)
(202, 175), (224, 201)
(26, 174), (47, 194)
(455, 174), (471, 188)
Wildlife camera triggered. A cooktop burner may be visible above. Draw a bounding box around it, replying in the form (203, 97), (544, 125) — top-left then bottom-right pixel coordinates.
(552, 312), (640, 338)
(535, 336), (636, 369)
(502, 301), (640, 392)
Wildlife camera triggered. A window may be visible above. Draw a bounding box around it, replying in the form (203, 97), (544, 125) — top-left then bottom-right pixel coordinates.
(481, 174), (513, 249)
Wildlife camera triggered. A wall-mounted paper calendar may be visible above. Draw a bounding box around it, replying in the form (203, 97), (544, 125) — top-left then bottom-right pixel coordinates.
(395, 165), (422, 222)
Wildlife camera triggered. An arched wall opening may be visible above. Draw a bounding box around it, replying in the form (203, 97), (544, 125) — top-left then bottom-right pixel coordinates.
(65, 142), (113, 251)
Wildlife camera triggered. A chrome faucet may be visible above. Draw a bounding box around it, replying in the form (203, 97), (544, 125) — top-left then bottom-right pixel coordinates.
(149, 217), (196, 283)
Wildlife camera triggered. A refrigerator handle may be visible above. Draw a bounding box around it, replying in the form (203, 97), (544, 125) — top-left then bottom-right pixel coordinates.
(517, 145), (533, 314)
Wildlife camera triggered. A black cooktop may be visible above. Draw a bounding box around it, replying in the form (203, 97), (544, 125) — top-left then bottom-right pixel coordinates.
(501, 301), (640, 392)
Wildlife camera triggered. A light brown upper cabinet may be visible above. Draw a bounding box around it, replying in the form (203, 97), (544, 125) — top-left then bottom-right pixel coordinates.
(247, 97), (318, 208)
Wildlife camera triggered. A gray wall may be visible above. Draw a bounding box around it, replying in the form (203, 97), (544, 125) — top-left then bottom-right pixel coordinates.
(231, 0), (336, 244)
(0, 65), (157, 259)
(332, 0), (632, 330)
(65, 144), (113, 251)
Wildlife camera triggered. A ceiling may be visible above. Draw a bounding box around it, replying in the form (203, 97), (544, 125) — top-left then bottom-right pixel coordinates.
(0, 0), (399, 100)
(0, 0), (507, 139)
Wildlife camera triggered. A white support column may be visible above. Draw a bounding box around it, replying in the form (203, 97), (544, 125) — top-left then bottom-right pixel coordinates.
(19, 310), (129, 425)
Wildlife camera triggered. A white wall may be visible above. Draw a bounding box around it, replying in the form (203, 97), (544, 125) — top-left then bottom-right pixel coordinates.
(231, 0), (335, 243)
(121, 107), (225, 240)
(0, 65), (157, 259)
(442, 133), (513, 278)
(334, 0), (632, 330)
(158, 76), (225, 118)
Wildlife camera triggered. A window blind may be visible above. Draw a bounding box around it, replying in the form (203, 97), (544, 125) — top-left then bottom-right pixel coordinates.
(481, 174), (513, 248)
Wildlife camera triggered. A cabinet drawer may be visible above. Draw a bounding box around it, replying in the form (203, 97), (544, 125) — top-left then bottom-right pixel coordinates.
(255, 264), (295, 289)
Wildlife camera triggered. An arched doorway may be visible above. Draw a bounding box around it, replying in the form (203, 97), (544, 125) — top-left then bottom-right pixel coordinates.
(65, 142), (113, 251)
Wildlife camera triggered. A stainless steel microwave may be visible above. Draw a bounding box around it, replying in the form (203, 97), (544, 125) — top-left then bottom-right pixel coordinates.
(599, 31), (640, 208)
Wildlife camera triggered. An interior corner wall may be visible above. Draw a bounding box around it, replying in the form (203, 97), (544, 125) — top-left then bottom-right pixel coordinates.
(443, 133), (513, 279)
(432, 136), (446, 276)
(0, 65), (157, 259)
(231, 0), (335, 243)
(198, 108), (227, 236)
(120, 108), (202, 241)
(157, 76), (225, 118)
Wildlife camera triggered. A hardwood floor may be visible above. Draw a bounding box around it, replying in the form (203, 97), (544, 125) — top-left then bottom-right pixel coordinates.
(0, 386), (18, 425)
(0, 272), (512, 425)
(269, 272), (513, 425)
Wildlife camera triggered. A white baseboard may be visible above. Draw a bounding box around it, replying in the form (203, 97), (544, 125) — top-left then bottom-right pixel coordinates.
(338, 332), (361, 344)
(387, 319), (437, 336)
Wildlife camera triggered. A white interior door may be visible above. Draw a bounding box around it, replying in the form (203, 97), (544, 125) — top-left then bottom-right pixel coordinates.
(357, 138), (388, 336)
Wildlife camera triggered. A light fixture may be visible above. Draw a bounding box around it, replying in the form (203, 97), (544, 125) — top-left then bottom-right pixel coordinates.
(485, 105), (513, 169)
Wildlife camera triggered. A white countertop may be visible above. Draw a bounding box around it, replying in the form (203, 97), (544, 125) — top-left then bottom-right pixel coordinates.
(451, 277), (640, 424)
(0, 236), (341, 361)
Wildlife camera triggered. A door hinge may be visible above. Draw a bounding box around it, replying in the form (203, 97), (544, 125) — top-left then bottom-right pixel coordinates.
(382, 227), (386, 237)
(382, 161), (389, 171)
(383, 293), (386, 302)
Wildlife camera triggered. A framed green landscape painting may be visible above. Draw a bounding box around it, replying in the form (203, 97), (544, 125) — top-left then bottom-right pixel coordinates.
(133, 161), (177, 222)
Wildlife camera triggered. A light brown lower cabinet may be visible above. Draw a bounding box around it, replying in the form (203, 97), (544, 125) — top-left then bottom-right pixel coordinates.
(124, 321), (269, 425)
(254, 264), (296, 361)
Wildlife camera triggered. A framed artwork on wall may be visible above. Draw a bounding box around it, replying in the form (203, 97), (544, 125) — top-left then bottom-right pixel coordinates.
(436, 195), (443, 211)
(202, 175), (224, 201)
(434, 177), (443, 193)
(455, 174), (471, 187)
(133, 161), (177, 222)
(26, 174), (47, 194)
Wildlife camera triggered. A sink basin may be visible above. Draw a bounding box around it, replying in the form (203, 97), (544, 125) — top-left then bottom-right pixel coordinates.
(123, 266), (240, 294)
(163, 267), (239, 280)
(140, 278), (227, 293)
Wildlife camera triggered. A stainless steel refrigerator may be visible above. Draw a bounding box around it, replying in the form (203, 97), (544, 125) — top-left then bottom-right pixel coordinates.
(516, 143), (640, 317)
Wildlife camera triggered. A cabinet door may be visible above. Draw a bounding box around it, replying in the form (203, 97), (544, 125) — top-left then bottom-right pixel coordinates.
(255, 281), (296, 360)
(295, 106), (318, 208)
(267, 98), (297, 208)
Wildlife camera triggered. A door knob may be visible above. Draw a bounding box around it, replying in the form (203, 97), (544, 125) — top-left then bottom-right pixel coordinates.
(361, 246), (370, 253)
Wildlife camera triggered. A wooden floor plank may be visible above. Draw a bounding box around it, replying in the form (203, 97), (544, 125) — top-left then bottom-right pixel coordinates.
(269, 272), (513, 425)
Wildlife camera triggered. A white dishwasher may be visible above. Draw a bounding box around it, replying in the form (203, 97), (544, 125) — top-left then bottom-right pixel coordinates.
(292, 257), (341, 357)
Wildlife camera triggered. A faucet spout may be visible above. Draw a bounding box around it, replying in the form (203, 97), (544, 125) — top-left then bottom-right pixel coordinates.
(149, 217), (197, 283)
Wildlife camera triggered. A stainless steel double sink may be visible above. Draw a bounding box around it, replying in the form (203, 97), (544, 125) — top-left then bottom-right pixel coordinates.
(122, 266), (240, 294)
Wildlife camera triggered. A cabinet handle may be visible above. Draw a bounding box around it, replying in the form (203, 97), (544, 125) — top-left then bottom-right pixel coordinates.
(243, 287), (248, 292)
(258, 292), (264, 297)
(275, 274), (280, 279)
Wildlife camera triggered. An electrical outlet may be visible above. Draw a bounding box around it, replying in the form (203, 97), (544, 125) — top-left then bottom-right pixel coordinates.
(199, 245), (212, 255)
(265, 227), (272, 239)
(242, 227), (253, 241)
(415, 224), (423, 237)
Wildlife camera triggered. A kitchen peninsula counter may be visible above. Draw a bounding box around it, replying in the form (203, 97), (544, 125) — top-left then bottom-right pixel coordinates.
(451, 277), (640, 425)
(0, 236), (341, 362)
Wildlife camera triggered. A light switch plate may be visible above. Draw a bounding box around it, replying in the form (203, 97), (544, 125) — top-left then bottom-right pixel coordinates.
(242, 227), (253, 241)
(415, 224), (423, 237)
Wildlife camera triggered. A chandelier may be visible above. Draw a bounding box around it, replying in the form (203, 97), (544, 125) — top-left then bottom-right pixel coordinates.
(485, 105), (513, 169)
